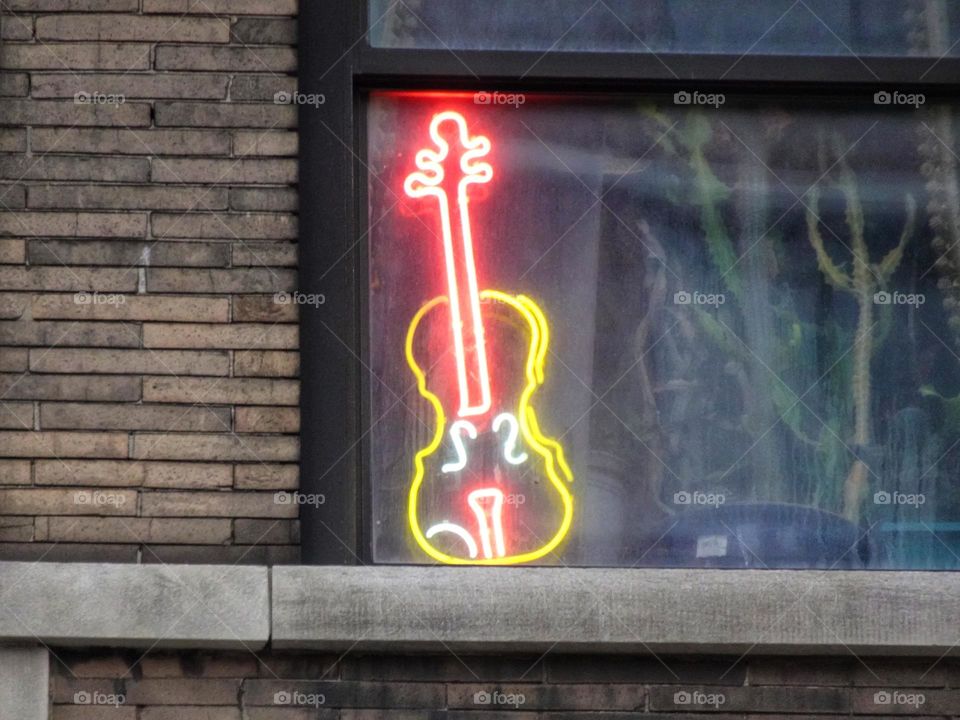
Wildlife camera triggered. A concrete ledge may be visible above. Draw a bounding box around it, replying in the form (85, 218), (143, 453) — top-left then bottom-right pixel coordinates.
(272, 566), (960, 655)
(0, 646), (48, 720)
(0, 562), (269, 649)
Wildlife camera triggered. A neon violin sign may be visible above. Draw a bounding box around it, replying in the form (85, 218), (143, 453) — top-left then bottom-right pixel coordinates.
(402, 110), (574, 565)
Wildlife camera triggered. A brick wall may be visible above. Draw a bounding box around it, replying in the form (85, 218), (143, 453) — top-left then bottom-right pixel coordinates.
(50, 649), (960, 717)
(0, 0), (300, 563)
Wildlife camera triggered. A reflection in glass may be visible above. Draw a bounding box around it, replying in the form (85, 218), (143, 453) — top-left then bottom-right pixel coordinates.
(370, 0), (960, 58)
(367, 90), (960, 569)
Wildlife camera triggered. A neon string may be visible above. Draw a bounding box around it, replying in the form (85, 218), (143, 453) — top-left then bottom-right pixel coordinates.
(492, 412), (528, 465)
(467, 487), (506, 559)
(441, 419), (478, 474)
(425, 522), (479, 559)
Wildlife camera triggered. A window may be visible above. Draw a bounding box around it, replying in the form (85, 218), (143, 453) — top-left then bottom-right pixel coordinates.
(300, 2), (960, 569)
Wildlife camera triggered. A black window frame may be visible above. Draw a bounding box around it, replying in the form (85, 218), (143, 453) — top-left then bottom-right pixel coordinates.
(298, 0), (960, 564)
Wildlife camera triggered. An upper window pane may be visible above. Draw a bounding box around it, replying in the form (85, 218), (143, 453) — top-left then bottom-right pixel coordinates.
(370, 0), (960, 57)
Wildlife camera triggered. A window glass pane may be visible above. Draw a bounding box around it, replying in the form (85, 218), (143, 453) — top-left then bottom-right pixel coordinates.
(370, 0), (960, 57)
(367, 90), (960, 569)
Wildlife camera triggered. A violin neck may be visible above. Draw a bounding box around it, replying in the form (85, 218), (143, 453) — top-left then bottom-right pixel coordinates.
(441, 190), (491, 418)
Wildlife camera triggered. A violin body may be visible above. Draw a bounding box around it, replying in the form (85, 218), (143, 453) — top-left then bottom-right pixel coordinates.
(405, 290), (573, 564)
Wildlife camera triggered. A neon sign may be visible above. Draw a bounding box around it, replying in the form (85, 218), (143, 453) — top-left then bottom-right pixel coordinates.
(403, 110), (574, 565)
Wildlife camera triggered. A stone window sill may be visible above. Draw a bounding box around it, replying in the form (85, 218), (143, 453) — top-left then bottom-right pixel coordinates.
(1, 562), (955, 655)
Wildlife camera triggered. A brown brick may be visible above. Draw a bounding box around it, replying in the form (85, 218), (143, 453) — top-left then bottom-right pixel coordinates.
(244, 680), (445, 708)
(0, 238), (26, 262)
(32, 128), (231, 156)
(0, 459), (31, 484)
(7, 0), (137, 8)
(236, 406), (298, 433)
(0, 401), (32, 429)
(145, 0), (296, 13)
(233, 131), (297, 157)
(142, 543), (296, 564)
(144, 462), (233, 489)
(232, 296), (297, 323)
(34, 459), (232, 488)
(1, 16), (32, 41)
(145, 322), (297, 349)
(0, 488), (136, 514)
(0, 348), (28, 371)
(156, 101), (297, 128)
(231, 18), (297, 44)
(28, 240), (229, 267)
(37, 15), (230, 43)
(29, 184), (228, 210)
(39, 517), (231, 544)
(84, 678), (243, 705)
(33, 73), (228, 100)
(0, 72), (29, 96)
(0, 430), (127, 458)
(147, 268), (296, 294)
(234, 463), (296, 489)
(152, 212), (296, 239)
(0, 516), (33, 541)
(141, 707), (240, 720)
(0, 42), (152, 70)
(0, 373), (140, 401)
(234, 351), (298, 377)
(133, 433), (298, 462)
(141, 490), (296, 517)
(144, 376), (297, 405)
(0, 542), (139, 561)
(0, 155), (149, 183)
(0, 98), (150, 126)
(0, 320), (140, 347)
(138, 652), (258, 678)
(0, 211), (147, 237)
(647, 685), (848, 713)
(233, 243), (296, 268)
(33, 294), (230, 322)
(151, 158), (296, 183)
(229, 187), (297, 212)
(35, 458), (142, 486)
(230, 74), (295, 101)
(450, 684), (645, 711)
(234, 518), (298, 544)
(0, 184), (26, 209)
(156, 45), (296, 72)
(32, 349), (228, 376)
(0, 267), (138, 292)
(0, 294), (27, 320)
(42, 403), (231, 432)
(0, 129), (26, 152)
